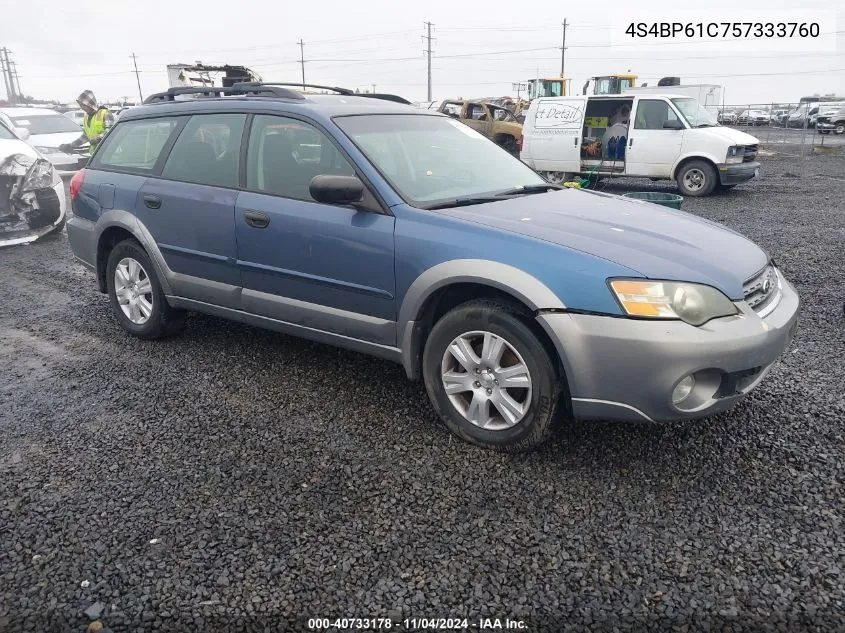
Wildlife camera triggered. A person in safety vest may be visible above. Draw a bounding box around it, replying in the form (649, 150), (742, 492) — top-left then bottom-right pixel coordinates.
(58, 90), (115, 155)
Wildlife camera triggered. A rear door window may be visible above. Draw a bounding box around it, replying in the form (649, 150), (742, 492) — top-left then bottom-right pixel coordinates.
(160, 113), (246, 188)
(92, 118), (181, 171)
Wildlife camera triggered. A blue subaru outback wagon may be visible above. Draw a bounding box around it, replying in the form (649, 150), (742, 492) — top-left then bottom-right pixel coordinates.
(67, 83), (799, 452)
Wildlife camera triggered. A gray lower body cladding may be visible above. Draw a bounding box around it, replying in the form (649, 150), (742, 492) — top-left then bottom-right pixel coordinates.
(537, 274), (800, 423)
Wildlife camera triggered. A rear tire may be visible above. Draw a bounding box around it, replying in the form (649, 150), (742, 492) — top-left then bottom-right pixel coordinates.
(498, 136), (518, 155)
(106, 239), (186, 340)
(676, 160), (717, 197)
(422, 300), (563, 452)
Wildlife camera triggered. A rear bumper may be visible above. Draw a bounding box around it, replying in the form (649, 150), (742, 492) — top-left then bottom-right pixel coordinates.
(537, 271), (799, 423)
(718, 161), (759, 185)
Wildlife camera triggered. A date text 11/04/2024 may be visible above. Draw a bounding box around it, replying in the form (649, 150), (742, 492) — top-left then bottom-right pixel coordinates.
(307, 617), (528, 630)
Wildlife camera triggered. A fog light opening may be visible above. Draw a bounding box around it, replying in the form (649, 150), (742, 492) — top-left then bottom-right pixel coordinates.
(672, 375), (696, 405)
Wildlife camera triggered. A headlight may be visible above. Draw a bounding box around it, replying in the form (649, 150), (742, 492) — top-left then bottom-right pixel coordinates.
(21, 158), (60, 192)
(609, 279), (738, 326)
(726, 146), (744, 164)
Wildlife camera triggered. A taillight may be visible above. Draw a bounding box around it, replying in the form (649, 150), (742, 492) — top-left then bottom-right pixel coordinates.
(517, 135), (523, 152)
(69, 168), (85, 200)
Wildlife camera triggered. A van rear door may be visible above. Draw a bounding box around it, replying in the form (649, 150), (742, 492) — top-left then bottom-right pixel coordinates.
(522, 97), (586, 174)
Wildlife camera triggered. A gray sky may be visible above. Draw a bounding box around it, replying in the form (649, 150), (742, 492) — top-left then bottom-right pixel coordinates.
(2, 0), (842, 106)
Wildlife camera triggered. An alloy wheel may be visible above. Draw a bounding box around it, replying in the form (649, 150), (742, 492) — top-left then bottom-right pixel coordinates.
(440, 330), (532, 430)
(114, 257), (153, 325)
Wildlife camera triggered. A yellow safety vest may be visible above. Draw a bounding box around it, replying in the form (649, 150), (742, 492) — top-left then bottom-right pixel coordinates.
(83, 109), (108, 153)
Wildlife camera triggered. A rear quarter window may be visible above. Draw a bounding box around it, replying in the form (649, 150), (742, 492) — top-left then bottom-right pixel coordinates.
(91, 118), (181, 171)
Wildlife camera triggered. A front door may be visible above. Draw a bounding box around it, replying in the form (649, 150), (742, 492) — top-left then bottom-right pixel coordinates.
(625, 98), (684, 177)
(234, 114), (396, 346)
(463, 103), (492, 138)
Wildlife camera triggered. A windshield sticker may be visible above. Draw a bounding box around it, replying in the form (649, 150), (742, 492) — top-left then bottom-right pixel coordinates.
(447, 119), (486, 139)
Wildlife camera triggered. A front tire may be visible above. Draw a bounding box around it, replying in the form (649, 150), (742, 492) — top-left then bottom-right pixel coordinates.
(106, 239), (186, 339)
(422, 300), (563, 452)
(676, 160), (717, 197)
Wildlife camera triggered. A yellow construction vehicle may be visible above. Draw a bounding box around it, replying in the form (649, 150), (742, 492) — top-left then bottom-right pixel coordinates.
(526, 76), (568, 100)
(582, 73), (638, 96)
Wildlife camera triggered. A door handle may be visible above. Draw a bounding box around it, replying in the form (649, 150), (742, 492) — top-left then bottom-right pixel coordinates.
(573, 136), (579, 147)
(244, 210), (270, 229)
(143, 194), (161, 209)
(629, 138), (634, 147)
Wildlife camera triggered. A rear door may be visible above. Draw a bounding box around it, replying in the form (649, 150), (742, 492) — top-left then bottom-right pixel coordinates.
(523, 96), (586, 172)
(234, 114), (396, 346)
(136, 113), (246, 307)
(626, 97), (684, 177)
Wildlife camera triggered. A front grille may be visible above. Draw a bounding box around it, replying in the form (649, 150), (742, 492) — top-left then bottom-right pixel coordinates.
(817, 116), (830, 125)
(743, 144), (758, 163)
(743, 264), (779, 314)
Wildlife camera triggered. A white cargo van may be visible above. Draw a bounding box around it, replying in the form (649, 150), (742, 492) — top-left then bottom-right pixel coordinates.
(519, 94), (760, 196)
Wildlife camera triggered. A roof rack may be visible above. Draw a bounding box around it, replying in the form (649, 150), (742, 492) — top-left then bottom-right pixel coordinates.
(233, 82), (412, 105)
(144, 84), (304, 104)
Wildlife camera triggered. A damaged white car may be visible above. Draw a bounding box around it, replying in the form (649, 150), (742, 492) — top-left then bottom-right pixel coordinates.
(0, 118), (67, 247)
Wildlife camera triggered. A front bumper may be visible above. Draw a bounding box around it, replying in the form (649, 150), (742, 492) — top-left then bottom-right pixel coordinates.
(718, 161), (759, 185)
(0, 180), (66, 247)
(816, 122), (841, 131)
(537, 272), (799, 423)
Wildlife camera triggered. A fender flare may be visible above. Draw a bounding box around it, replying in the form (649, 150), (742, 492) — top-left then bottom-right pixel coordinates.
(94, 211), (174, 295)
(397, 259), (566, 379)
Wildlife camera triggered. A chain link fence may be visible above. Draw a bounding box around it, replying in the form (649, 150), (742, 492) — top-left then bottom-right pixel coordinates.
(716, 102), (844, 173)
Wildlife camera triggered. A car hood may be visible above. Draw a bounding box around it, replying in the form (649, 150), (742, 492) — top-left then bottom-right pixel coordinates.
(0, 138), (38, 160)
(27, 131), (81, 148)
(703, 126), (759, 145)
(438, 189), (768, 299)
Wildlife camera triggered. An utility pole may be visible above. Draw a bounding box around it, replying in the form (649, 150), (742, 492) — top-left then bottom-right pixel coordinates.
(130, 52), (143, 101)
(423, 22), (434, 101)
(0, 48), (12, 103)
(512, 82), (527, 99)
(297, 39), (306, 90)
(10, 61), (22, 99)
(0, 47), (15, 104)
(560, 19), (568, 79)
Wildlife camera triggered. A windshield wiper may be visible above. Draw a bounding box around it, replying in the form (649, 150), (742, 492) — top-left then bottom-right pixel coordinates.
(424, 184), (563, 210)
(425, 196), (504, 210)
(695, 123), (717, 128)
(495, 183), (563, 196)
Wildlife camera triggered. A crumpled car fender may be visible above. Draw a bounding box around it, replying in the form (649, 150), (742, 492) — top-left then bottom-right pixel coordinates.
(0, 153), (64, 247)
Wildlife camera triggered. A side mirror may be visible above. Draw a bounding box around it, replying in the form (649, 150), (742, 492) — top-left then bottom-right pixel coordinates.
(14, 126), (30, 141)
(663, 119), (685, 130)
(309, 175), (364, 206)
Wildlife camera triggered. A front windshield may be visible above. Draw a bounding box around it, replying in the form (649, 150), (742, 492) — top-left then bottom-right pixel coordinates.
(335, 114), (546, 208)
(671, 98), (718, 127)
(11, 114), (82, 135)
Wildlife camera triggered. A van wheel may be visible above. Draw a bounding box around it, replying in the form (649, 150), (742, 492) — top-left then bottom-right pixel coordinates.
(540, 171), (570, 185)
(835, 123), (845, 135)
(676, 160), (717, 197)
(106, 239), (186, 339)
(422, 300), (563, 452)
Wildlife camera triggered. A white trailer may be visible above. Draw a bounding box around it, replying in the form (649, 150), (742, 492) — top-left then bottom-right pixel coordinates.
(623, 84), (722, 112)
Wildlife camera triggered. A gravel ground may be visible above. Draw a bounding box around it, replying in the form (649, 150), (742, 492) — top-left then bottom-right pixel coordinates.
(1, 155), (844, 633)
